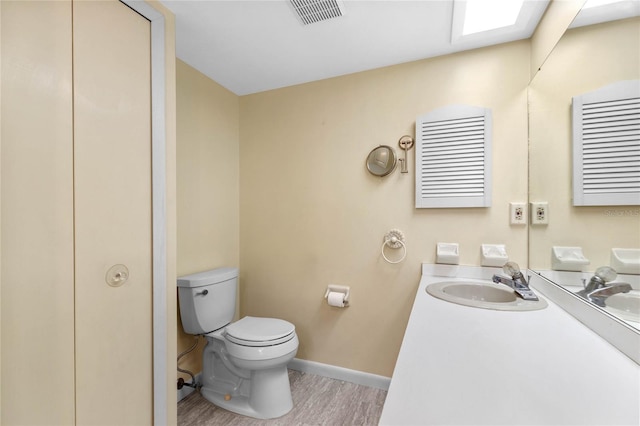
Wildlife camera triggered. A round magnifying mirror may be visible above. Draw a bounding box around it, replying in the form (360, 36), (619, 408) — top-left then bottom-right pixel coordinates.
(366, 145), (397, 177)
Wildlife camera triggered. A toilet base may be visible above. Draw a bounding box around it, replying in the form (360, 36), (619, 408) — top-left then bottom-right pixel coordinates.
(200, 337), (296, 419)
(201, 364), (293, 419)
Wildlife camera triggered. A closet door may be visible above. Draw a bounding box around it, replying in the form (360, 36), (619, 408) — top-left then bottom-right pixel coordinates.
(1, 1), (76, 424)
(73, 1), (152, 424)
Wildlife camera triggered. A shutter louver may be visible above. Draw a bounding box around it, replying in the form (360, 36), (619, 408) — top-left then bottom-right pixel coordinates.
(573, 80), (640, 206)
(416, 105), (492, 208)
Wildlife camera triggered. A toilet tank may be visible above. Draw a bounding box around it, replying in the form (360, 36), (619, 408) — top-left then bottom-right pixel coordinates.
(177, 267), (238, 335)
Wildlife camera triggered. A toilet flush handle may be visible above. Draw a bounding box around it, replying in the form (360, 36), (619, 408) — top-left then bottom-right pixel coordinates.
(197, 289), (209, 296)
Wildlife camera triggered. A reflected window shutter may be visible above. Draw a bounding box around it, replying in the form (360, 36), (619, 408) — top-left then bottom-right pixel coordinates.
(572, 80), (640, 206)
(415, 105), (492, 208)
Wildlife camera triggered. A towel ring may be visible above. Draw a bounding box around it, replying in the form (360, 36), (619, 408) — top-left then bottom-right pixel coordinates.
(382, 229), (407, 264)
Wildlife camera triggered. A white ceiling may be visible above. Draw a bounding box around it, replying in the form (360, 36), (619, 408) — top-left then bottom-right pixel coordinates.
(161, 0), (552, 96)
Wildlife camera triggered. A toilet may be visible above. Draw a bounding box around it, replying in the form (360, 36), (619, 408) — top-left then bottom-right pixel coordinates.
(177, 267), (299, 419)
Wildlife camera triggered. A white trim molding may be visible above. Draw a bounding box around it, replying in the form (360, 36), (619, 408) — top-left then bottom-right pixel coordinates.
(177, 360), (391, 403)
(288, 358), (391, 391)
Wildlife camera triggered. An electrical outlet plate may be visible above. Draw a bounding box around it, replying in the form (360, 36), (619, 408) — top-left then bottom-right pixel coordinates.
(531, 202), (549, 225)
(509, 202), (527, 225)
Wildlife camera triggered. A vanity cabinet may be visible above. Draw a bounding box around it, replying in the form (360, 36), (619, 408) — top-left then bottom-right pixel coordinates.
(1, 1), (152, 423)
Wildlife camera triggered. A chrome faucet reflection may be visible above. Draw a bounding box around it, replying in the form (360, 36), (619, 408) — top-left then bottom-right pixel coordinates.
(492, 262), (540, 301)
(576, 266), (631, 307)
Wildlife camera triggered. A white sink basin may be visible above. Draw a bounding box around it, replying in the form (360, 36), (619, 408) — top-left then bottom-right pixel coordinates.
(604, 291), (640, 323)
(426, 280), (548, 311)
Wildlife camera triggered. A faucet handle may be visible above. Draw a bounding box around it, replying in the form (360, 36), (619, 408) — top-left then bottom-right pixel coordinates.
(503, 261), (521, 277)
(594, 266), (617, 283)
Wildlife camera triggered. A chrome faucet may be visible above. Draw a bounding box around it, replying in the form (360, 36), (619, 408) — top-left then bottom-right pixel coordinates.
(492, 261), (539, 301)
(576, 266), (631, 307)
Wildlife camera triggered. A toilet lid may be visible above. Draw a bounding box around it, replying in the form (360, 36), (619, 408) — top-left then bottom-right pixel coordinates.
(224, 316), (296, 347)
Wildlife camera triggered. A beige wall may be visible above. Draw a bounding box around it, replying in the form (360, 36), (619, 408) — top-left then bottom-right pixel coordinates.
(239, 40), (530, 376)
(529, 18), (640, 270)
(176, 60), (240, 381)
(530, 0), (585, 78)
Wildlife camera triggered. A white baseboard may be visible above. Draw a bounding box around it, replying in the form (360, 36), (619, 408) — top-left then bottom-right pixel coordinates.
(288, 358), (391, 391)
(177, 373), (202, 402)
(177, 359), (391, 402)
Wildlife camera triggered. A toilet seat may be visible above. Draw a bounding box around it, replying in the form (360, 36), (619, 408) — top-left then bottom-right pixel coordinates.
(224, 316), (296, 347)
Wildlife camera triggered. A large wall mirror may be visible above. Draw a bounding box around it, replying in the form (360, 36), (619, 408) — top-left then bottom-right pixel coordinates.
(528, 2), (640, 329)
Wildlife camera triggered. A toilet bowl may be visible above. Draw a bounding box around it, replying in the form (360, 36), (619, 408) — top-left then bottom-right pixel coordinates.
(222, 316), (299, 368)
(201, 317), (298, 419)
(177, 268), (299, 419)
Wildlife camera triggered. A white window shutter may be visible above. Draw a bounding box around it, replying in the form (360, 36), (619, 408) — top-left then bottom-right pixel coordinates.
(572, 80), (640, 206)
(415, 105), (492, 208)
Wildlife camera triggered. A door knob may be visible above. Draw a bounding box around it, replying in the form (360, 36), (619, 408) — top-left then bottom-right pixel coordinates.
(106, 264), (129, 287)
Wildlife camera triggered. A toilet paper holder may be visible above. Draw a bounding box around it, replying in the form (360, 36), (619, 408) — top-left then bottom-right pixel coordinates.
(324, 284), (350, 307)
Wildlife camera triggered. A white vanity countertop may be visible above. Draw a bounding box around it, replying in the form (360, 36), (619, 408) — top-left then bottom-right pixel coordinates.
(379, 264), (640, 426)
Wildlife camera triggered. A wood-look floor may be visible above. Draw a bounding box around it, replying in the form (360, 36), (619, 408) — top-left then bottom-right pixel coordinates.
(177, 370), (387, 426)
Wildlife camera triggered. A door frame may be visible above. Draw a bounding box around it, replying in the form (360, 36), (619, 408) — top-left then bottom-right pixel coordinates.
(120, 1), (167, 424)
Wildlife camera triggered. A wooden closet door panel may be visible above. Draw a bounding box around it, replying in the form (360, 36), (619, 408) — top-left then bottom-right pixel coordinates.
(72, 1), (152, 424)
(0, 1), (76, 424)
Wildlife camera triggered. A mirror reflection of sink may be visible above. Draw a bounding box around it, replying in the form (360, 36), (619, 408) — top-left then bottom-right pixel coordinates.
(604, 291), (640, 323)
(426, 281), (548, 311)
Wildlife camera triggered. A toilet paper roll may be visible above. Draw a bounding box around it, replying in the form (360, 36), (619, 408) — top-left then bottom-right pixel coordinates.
(327, 291), (346, 307)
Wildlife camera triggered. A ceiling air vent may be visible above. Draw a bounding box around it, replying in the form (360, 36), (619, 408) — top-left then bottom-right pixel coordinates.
(289, 0), (345, 25)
